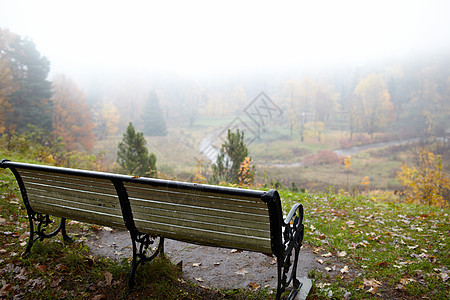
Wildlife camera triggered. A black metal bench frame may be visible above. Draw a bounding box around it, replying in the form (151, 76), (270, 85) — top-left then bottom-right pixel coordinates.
(0, 159), (304, 299)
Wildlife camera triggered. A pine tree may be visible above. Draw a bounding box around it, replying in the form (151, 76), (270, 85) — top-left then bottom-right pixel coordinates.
(211, 129), (252, 184)
(141, 91), (167, 136)
(3, 32), (52, 132)
(117, 123), (157, 177)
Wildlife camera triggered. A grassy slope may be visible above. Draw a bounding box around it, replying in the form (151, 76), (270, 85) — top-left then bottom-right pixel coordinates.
(283, 190), (449, 299)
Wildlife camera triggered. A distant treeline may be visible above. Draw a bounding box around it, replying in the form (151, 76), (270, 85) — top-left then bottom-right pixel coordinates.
(1, 27), (449, 153)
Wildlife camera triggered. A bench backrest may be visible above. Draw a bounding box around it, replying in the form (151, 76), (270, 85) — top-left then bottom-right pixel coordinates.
(2, 161), (283, 255)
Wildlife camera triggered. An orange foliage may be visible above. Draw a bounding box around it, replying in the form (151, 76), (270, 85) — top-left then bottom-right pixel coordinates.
(51, 75), (95, 152)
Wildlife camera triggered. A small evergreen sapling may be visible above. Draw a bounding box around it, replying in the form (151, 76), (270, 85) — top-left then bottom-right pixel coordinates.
(117, 122), (157, 177)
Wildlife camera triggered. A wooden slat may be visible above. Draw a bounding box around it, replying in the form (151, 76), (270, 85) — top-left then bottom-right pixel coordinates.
(129, 198), (268, 224)
(25, 185), (120, 210)
(26, 191), (121, 216)
(132, 211), (269, 238)
(134, 219), (272, 253)
(130, 202), (269, 230)
(30, 200), (125, 229)
(125, 185), (268, 215)
(125, 182), (267, 209)
(20, 170), (116, 194)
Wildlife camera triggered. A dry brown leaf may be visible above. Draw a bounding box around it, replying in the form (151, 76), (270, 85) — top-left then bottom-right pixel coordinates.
(192, 263), (202, 267)
(195, 277), (204, 282)
(248, 282), (260, 289)
(104, 271), (113, 286)
(51, 276), (63, 288)
(0, 283), (13, 296)
(35, 264), (47, 273)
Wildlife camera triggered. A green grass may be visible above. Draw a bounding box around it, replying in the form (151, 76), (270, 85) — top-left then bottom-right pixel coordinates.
(281, 190), (450, 299)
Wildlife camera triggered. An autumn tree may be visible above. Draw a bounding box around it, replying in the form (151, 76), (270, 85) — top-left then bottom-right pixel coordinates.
(141, 91), (167, 136)
(1, 29), (53, 133)
(93, 102), (120, 140)
(117, 122), (157, 177)
(0, 55), (17, 133)
(284, 79), (338, 141)
(352, 74), (393, 139)
(52, 75), (95, 152)
(211, 129), (254, 184)
(409, 66), (450, 141)
(397, 149), (449, 207)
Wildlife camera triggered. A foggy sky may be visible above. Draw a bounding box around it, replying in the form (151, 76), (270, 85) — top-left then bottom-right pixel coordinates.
(1, 0), (450, 82)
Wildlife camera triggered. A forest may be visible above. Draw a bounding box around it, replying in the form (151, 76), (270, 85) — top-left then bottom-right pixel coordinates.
(1, 27), (449, 199)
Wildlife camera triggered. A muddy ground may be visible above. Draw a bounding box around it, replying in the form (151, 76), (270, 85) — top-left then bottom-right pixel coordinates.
(86, 228), (317, 296)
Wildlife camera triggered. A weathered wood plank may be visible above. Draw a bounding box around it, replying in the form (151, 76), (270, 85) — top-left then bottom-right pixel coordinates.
(20, 170), (116, 194)
(132, 211), (270, 238)
(26, 191), (121, 216)
(125, 188), (268, 216)
(30, 200), (125, 229)
(130, 203), (269, 230)
(125, 182), (267, 209)
(128, 198), (268, 224)
(25, 185), (120, 210)
(134, 218), (272, 253)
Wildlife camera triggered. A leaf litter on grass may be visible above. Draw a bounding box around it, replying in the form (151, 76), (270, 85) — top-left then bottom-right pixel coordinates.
(280, 190), (449, 299)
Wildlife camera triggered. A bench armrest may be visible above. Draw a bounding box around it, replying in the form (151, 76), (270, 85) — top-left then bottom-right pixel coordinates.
(284, 203), (303, 225)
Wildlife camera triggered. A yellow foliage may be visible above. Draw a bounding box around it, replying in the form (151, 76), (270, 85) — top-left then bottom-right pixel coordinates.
(238, 156), (254, 187)
(193, 159), (206, 184)
(344, 156), (352, 170)
(397, 150), (449, 207)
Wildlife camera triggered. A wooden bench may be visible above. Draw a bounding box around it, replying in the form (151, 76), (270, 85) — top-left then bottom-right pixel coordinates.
(0, 159), (305, 299)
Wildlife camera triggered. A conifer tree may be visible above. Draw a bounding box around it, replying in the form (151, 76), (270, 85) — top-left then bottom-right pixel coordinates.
(211, 129), (252, 184)
(141, 91), (167, 136)
(117, 122), (157, 177)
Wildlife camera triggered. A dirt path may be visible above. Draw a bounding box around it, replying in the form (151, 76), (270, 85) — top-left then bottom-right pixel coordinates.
(86, 229), (317, 294)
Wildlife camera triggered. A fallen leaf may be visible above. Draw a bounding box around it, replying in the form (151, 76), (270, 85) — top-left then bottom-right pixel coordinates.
(51, 277), (63, 288)
(235, 269), (249, 275)
(325, 267), (332, 272)
(248, 282), (260, 289)
(102, 227), (113, 232)
(35, 264), (47, 273)
(338, 251), (347, 257)
(363, 278), (382, 288)
(192, 263), (202, 267)
(340, 265), (349, 273)
(213, 262), (221, 266)
(376, 261), (390, 268)
(104, 271), (113, 286)
(55, 264), (70, 274)
(195, 277), (204, 282)
(0, 283), (13, 296)
(321, 252), (332, 257)
(316, 259), (324, 264)
(318, 234), (327, 240)
(92, 294), (107, 300)
(230, 249), (242, 253)
(367, 286), (378, 294)
(395, 284), (405, 290)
